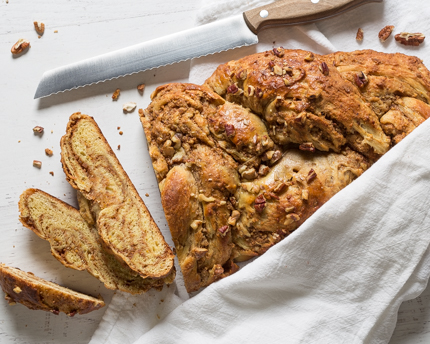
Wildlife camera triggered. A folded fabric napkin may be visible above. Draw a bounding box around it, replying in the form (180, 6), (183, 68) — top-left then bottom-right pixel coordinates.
(91, 1), (430, 343)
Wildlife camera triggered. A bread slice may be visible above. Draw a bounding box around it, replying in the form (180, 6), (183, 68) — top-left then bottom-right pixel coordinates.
(19, 188), (173, 294)
(60, 113), (175, 280)
(0, 264), (104, 316)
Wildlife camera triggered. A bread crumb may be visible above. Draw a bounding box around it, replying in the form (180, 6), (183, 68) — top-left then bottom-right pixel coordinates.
(18, 140), (21, 143)
(119, 131), (123, 135)
(117, 126), (120, 130)
(54, 30), (58, 33)
(49, 171), (54, 176)
(145, 193), (149, 197)
(117, 145), (121, 150)
(45, 148), (53, 156)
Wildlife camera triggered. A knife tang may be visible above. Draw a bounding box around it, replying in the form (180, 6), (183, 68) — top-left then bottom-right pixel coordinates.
(244, 0), (383, 34)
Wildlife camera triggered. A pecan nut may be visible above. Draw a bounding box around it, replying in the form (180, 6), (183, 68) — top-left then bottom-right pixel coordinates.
(395, 32), (425, 46)
(254, 194), (266, 213)
(319, 62), (329, 76)
(356, 28), (364, 41)
(299, 142), (315, 152)
(307, 169), (317, 183)
(112, 88), (120, 100)
(11, 39), (30, 55)
(378, 25), (394, 42)
(34, 21), (45, 36)
(354, 72), (369, 88)
(227, 84), (239, 94)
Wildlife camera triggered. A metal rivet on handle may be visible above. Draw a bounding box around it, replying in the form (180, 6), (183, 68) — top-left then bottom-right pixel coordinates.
(311, 0), (320, 3)
(260, 10), (269, 18)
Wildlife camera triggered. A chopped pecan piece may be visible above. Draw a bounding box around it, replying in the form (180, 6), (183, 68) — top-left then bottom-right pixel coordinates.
(284, 213), (300, 225)
(273, 182), (286, 194)
(224, 124), (235, 137)
(272, 47), (285, 57)
(319, 62), (329, 76)
(299, 142), (315, 152)
(378, 25), (394, 42)
(137, 83), (146, 94)
(354, 72), (369, 88)
(307, 169), (317, 183)
(218, 225), (229, 236)
(356, 28), (364, 41)
(228, 210), (241, 226)
(304, 52), (314, 62)
(112, 88), (120, 100)
(123, 102), (137, 113)
(45, 148), (53, 156)
(11, 39), (30, 55)
(258, 164), (270, 176)
(254, 194), (266, 213)
(227, 84), (239, 94)
(34, 21), (45, 36)
(236, 70), (247, 80)
(395, 32), (425, 46)
(247, 85), (255, 96)
(192, 247), (208, 259)
(33, 126), (44, 134)
(242, 168), (257, 180)
(33, 160), (42, 168)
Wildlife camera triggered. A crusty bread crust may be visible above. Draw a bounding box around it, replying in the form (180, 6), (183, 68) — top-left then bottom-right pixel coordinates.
(0, 264), (104, 316)
(19, 188), (174, 294)
(141, 49), (430, 292)
(60, 113), (175, 280)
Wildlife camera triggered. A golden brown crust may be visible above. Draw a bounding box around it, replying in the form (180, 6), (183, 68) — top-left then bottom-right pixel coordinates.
(0, 264), (105, 316)
(18, 188), (172, 294)
(60, 113), (175, 280)
(205, 48), (390, 160)
(141, 49), (430, 292)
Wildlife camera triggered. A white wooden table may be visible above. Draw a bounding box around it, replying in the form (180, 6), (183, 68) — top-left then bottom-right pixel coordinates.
(1, 1), (430, 343)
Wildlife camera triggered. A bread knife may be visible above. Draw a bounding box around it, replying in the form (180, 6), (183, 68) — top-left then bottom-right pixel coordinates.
(34, 0), (382, 99)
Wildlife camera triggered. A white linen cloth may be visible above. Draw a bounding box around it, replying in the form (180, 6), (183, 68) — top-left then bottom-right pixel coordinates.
(90, 1), (430, 343)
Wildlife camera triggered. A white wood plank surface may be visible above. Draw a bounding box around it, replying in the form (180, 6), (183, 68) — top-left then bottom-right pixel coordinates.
(1, 0), (430, 343)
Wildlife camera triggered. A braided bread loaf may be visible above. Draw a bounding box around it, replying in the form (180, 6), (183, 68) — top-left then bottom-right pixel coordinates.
(141, 49), (430, 292)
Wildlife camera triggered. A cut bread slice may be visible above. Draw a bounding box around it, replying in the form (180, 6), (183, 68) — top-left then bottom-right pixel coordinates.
(60, 113), (175, 280)
(0, 264), (104, 316)
(19, 188), (174, 294)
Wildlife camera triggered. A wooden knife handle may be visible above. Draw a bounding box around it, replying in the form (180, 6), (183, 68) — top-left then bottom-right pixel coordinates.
(244, 0), (383, 34)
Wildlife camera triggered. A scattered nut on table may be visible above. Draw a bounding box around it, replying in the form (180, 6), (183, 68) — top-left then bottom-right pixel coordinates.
(137, 84), (146, 94)
(33, 21), (45, 36)
(33, 126), (44, 134)
(356, 28), (364, 41)
(33, 160), (42, 168)
(45, 148), (53, 156)
(395, 32), (425, 46)
(112, 88), (120, 100)
(11, 39), (30, 55)
(378, 25), (394, 42)
(123, 102), (137, 113)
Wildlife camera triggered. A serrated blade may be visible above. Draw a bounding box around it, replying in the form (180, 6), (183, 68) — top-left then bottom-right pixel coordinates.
(34, 14), (258, 99)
